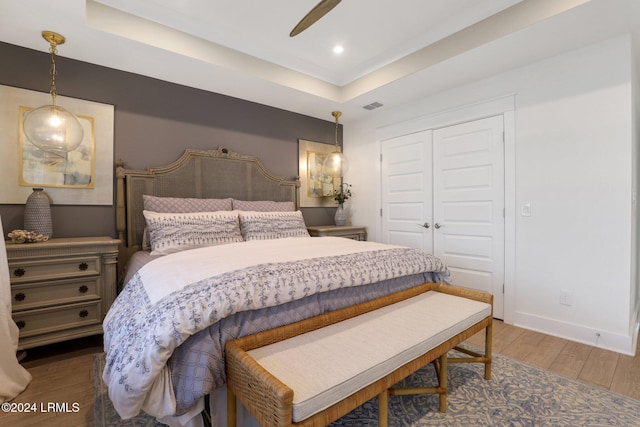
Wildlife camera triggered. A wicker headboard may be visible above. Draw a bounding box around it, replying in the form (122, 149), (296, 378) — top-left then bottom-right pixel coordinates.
(115, 147), (299, 271)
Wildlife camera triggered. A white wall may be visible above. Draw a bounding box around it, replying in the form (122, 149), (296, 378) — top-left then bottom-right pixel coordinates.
(632, 35), (640, 349)
(345, 35), (639, 354)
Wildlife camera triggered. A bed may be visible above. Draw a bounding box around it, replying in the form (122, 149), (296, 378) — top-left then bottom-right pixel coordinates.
(103, 147), (450, 427)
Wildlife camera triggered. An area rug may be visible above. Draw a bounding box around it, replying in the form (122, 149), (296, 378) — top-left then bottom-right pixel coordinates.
(94, 350), (640, 426)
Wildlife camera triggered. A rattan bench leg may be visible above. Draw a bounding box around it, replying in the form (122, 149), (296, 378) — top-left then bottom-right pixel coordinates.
(438, 352), (448, 412)
(387, 352), (449, 413)
(448, 323), (493, 381)
(484, 322), (493, 380)
(378, 389), (389, 427)
(227, 388), (237, 427)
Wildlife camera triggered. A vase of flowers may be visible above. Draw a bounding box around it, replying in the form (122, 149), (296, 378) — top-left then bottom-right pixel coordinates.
(333, 182), (352, 226)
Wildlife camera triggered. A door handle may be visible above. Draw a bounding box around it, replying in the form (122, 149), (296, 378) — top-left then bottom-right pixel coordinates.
(434, 223), (444, 229)
(419, 222), (430, 229)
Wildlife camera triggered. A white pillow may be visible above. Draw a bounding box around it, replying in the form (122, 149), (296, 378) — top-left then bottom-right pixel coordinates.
(141, 196), (233, 250)
(143, 210), (243, 255)
(238, 210), (310, 241)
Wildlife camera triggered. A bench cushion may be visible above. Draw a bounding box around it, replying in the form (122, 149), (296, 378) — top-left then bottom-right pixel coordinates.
(247, 290), (492, 422)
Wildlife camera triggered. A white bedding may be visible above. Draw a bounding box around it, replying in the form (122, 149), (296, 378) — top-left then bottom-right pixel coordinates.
(102, 236), (449, 424)
(140, 236), (396, 304)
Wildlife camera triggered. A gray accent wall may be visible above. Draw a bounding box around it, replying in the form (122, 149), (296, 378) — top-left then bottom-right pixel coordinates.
(0, 42), (340, 237)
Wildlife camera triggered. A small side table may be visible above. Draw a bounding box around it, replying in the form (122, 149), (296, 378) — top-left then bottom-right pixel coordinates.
(6, 236), (120, 350)
(306, 225), (367, 241)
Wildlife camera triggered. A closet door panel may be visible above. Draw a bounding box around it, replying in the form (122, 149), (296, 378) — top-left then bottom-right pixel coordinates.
(381, 131), (432, 251)
(433, 115), (505, 317)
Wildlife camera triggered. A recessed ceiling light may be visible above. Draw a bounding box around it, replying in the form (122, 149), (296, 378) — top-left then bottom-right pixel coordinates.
(333, 45), (344, 54)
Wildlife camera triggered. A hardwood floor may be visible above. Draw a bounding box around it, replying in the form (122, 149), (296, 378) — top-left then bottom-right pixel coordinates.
(0, 335), (103, 427)
(2, 322), (640, 427)
(465, 320), (640, 398)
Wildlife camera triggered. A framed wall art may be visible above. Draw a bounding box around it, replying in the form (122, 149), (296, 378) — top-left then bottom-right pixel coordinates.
(298, 139), (337, 207)
(0, 84), (114, 205)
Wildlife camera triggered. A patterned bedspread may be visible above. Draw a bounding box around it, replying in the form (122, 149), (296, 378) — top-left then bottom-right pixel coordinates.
(102, 237), (449, 422)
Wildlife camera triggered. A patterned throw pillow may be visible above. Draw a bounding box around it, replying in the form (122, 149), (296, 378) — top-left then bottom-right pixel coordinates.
(232, 200), (295, 212)
(238, 210), (310, 241)
(143, 210), (243, 255)
(141, 196), (234, 250)
(143, 195), (232, 212)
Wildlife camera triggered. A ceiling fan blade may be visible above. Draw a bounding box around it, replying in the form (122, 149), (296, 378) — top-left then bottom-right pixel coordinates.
(290, 0), (342, 37)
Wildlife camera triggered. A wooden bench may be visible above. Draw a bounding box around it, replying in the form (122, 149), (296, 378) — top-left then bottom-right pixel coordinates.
(225, 282), (493, 427)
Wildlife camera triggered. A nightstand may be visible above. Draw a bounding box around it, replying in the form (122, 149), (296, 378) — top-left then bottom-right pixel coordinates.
(306, 225), (367, 241)
(5, 236), (120, 350)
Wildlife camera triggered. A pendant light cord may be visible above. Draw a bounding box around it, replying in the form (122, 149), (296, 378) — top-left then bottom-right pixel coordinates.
(332, 111), (341, 152)
(48, 41), (58, 106)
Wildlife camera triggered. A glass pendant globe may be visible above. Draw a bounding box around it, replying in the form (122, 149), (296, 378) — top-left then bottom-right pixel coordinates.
(23, 104), (84, 154)
(322, 151), (349, 178)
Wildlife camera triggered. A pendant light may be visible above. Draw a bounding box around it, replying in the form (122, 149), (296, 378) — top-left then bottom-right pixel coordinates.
(322, 111), (349, 178)
(23, 31), (84, 156)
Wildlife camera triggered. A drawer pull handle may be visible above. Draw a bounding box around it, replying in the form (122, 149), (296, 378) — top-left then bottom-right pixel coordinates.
(16, 320), (26, 329)
(78, 285), (89, 293)
(14, 293), (26, 302)
(78, 262), (89, 271)
(13, 268), (25, 277)
(79, 309), (89, 318)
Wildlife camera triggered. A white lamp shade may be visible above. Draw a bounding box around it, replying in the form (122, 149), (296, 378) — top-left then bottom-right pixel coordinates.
(322, 151), (349, 178)
(23, 104), (84, 154)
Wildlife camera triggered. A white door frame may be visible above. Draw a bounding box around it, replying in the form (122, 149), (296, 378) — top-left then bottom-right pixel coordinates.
(375, 94), (516, 324)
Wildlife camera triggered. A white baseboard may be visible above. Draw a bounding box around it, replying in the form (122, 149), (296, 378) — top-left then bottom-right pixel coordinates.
(511, 311), (638, 356)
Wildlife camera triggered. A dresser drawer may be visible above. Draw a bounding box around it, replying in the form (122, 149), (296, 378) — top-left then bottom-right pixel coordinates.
(306, 226), (367, 241)
(13, 301), (102, 339)
(11, 276), (100, 312)
(339, 233), (365, 240)
(9, 256), (101, 284)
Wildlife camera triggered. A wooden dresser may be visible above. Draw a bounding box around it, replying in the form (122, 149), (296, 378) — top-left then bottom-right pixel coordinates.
(306, 225), (367, 241)
(5, 236), (120, 350)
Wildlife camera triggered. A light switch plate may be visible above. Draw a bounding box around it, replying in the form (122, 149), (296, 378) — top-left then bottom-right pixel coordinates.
(521, 202), (531, 217)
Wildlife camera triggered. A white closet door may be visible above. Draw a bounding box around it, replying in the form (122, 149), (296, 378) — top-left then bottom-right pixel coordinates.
(381, 131), (432, 251)
(433, 115), (505, 318)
